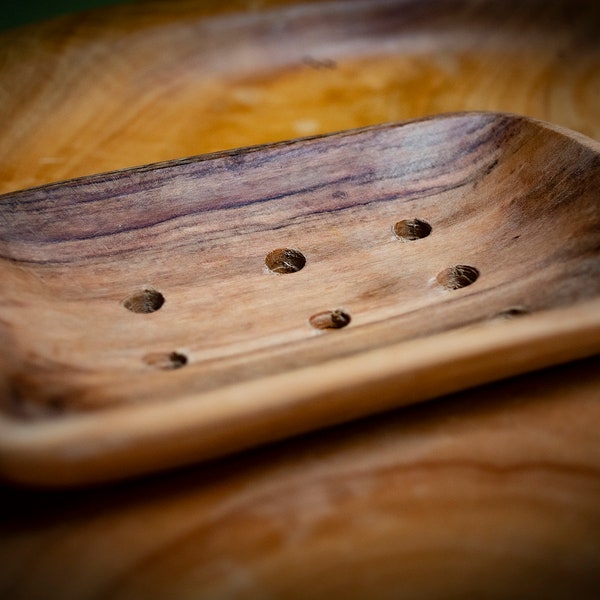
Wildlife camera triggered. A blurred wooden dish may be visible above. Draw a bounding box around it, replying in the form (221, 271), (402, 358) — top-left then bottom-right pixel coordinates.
(1, 0), (599, 194)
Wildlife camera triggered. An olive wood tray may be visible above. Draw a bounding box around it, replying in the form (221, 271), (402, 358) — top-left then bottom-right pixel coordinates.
(1, 111), (599, 485)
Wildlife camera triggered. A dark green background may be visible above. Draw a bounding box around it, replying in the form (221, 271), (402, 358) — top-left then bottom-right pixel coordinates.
(1, 0), (129, 31)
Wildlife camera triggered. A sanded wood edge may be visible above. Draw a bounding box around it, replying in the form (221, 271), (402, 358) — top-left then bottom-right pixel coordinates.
(2, 110), (598, 200)
(1, 298), (599, 486)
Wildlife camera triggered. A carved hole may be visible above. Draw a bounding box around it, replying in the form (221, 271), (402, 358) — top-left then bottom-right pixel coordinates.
(495, 307), (530, 319)
(436, 265), (479, 290)
(123, 289), (165, 313)
(265, 248), (306, 274)
(393, 218), (432, 241)
(309, 309), (351, 330)
(143, 351), (188, 370)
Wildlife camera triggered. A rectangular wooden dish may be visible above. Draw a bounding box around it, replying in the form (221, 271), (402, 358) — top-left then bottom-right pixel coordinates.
(1, 111), (599, 486)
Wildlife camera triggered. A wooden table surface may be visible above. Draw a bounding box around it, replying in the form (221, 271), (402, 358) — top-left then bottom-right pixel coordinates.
(2, 356), (600, 599)
(0, 0), (599, 597)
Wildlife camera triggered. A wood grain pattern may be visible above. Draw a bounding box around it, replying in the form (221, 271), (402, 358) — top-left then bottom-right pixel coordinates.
(0, 0), (599, 194)
(1, 355), (600, 598)
(1, 0), (600, 596)
(1, 112), (600, 485)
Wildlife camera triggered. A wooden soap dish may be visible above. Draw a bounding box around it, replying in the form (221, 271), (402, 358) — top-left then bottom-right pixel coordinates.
(1, 111), (599, 486)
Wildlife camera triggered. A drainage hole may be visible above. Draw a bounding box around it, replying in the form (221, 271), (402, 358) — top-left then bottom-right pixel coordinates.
(436, 265), (479, 290)
(265, 248), (306, 274)
(143, 351), (188, 370)
(495, 306), (530, 319)
(309, 309), (351, 330)
(123, 289), (165, 313)
(393, 218), (432, 241)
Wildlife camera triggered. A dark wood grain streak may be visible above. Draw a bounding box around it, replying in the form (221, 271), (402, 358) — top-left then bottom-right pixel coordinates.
(0, 114), (508, 257)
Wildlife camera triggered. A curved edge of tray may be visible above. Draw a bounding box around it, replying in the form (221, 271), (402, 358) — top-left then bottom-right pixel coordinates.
(1, 298), (599, 487)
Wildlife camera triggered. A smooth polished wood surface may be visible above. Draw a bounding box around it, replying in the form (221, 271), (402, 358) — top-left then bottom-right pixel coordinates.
(1, 112), (600, 485)
(0, 0), (599, 597)
(0, 0), (599, 194)
(1, 356), (600, 598)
